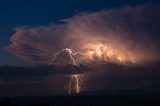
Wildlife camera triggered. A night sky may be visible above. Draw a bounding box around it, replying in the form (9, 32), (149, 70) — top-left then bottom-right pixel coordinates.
(0, 0), (159, 66)
(0, 0), (160, 97)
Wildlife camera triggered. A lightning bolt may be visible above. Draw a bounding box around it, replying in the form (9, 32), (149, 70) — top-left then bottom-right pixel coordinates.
(49, 48), (84, 94)
(49, 48), (84, 66)
(49, 47), (106, 94)
(69, 74), (82, 94)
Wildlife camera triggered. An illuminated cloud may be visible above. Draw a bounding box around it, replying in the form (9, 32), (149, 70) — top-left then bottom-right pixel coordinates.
(6, 4), (160, 66)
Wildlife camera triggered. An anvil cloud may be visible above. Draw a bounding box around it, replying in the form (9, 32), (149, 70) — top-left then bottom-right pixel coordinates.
(6, 4), (160, 66)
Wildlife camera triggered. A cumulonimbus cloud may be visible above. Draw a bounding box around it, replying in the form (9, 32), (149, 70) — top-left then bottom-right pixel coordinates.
(6, 4), (160, 66)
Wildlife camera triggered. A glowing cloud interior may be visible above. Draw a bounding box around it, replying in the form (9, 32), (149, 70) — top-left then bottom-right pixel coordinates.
(6, 5), (160, 66)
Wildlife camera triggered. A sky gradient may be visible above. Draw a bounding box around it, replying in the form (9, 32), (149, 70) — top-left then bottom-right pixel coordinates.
(0, 0), (159, 66)
(0, 0), (160, 97)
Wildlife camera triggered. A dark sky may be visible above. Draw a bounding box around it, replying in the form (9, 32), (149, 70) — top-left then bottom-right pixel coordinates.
(0, 0), (159, 66)
(0, 0), (160, 97)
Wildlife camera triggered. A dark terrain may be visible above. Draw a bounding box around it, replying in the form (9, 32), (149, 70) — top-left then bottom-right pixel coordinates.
(0, 65), (160, 105)
(0, 89), (160, 106)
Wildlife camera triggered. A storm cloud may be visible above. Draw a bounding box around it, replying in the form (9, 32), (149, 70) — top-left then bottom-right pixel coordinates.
(0, 62), (160, 97)
(1, 4), (160, 96)
(6, 4), (160, 66)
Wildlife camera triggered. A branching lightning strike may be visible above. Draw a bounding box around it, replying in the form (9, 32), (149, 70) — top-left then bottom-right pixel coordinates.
(50, 48), (84, 94)
(49, 48), (84, 66)
(69, 74), (82, 94)
(49, 47), (106, 94)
